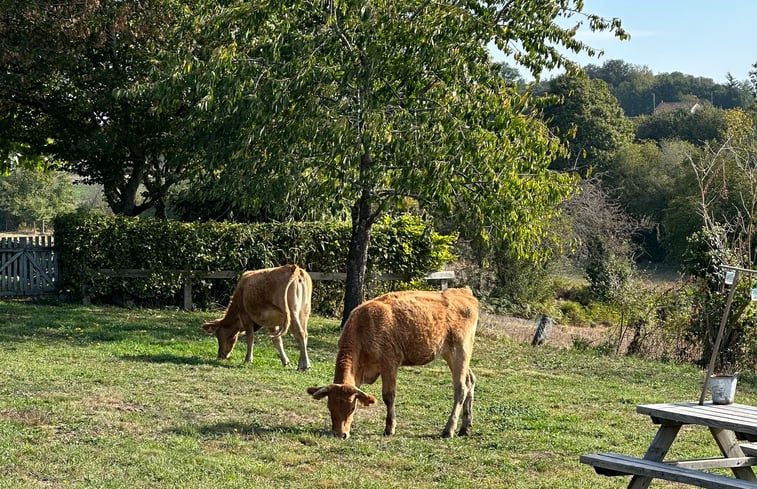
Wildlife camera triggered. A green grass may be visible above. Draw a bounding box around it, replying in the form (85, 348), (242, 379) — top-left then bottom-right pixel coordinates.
(0, 301), (755, 488)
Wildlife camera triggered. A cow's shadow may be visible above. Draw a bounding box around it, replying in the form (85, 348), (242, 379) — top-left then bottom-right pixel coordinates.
(174, 419), (315, 438)
(119, 353), (222, 367)
(172, 419), (458, 440)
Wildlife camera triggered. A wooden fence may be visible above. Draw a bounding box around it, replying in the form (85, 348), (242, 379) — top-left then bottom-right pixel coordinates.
(83, 269), (455, 310)
(0, 235), (454, 305)
(0, 236), (59, 297)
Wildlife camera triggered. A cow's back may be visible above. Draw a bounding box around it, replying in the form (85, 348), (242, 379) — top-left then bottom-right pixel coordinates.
(237, 265), (300, 326)
(341, 287), (478, 367)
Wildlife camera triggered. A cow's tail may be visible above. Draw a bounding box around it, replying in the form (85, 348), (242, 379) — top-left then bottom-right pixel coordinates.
(272, 266), (300, 338)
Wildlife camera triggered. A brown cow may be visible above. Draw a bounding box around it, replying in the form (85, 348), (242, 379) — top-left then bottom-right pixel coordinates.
(202, 264), (312, 370)
(307, 287), (478, 439)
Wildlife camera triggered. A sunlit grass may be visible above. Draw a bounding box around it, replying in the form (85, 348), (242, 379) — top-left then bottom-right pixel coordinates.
(0, 300), (754, 488)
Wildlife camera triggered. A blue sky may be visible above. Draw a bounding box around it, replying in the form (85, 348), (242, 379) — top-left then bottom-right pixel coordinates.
(493, 0), (757, 83)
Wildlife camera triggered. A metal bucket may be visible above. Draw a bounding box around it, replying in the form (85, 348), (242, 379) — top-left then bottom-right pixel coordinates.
(710, 374), (738, 405)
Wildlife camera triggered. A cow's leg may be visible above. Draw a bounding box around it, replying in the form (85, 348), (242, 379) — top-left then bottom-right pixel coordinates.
(458, 369), (476, 436)
(270, 333), (291, 367)
(442, 348), (472, 438)
(381, 368), (398, 436)
(243, 324), (254, 363)
(291, 312), (311, 371)
(286, 280), (311, 371)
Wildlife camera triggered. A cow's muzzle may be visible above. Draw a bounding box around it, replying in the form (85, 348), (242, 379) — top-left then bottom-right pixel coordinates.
(332, 431), (349, 440)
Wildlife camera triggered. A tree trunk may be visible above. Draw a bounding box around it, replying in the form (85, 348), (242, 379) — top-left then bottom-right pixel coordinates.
(154, 196), (167, 219)
(104, 156), (145, 217)
(341, 189), (374, 328)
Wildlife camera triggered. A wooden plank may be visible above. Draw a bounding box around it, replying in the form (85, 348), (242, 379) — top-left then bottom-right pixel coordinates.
(307, 272), (411, 281)
(0, 251), (26, 274)
(92, 269), (237, 279)
(82, 269), (455, 309)
(629, 423), (682, 489)
(182, 272), (193, 311)
(742, 444), (757, 457)
(672, 457), (757, 470)
(638, 403), (757, 437)
(308, 272), (347, 281)
(197, 271), (236, 279)
(0, 236), (58, 296)
(425, 271), (455, 280)
(580, 452), (757, 489)
(25, 250), (56, 291)
(20, 242), (27, 295)
(90, 269), (453, 282)
(93, 269), (153, 278)
(711, 428), (757, 481)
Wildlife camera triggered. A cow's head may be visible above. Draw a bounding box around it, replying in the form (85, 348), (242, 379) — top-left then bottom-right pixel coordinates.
(202, 320), (240, 360)
(307, 384), (377, 439)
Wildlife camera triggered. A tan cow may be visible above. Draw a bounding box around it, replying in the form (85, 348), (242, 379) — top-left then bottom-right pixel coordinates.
(202, 264), (312, 370)
(307, 287), (478, 439)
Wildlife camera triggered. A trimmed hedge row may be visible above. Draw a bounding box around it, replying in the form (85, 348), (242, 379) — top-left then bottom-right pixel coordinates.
(54, 213), (456, 313)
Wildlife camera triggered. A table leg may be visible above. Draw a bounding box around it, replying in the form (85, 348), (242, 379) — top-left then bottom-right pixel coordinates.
(710, 427), (757, 481)
(627, 423), (682, 489)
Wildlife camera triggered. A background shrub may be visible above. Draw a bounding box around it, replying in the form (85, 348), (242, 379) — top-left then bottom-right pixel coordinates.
(54, 214), (456, 314)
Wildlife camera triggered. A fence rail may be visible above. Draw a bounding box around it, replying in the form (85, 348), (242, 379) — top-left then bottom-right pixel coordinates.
(83, 268), (455, 310)
(0, 236), (59, 297)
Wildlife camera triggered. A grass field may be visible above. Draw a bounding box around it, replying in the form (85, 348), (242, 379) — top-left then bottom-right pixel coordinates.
(0, 300), (754, 488)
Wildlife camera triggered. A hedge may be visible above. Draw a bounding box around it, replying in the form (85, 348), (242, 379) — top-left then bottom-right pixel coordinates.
(54, 213), (456, 314)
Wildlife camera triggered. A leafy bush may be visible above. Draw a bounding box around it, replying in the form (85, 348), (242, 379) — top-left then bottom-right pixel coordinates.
(490, 244), (557, 317)
(54, 213), (455, 314)
(558, 300), (589, 325)
(585, 238), (633, 301)
(681, 227), (757, 372)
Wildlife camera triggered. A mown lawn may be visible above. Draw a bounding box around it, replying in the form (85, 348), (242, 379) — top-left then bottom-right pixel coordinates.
(0, 300), (754, 488)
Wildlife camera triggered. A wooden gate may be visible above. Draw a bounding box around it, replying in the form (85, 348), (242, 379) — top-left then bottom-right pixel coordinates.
(0, 236), (59, 297)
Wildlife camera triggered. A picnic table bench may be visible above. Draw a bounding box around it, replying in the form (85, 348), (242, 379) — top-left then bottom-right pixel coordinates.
(581, 402), (757, 488)
(581, 452), (757, 489)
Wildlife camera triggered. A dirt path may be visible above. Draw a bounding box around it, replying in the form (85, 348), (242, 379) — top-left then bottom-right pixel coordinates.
(478, 312), (609, 348)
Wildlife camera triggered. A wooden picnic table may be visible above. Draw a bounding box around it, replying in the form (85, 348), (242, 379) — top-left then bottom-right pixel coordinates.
(581, 402), (757, 488)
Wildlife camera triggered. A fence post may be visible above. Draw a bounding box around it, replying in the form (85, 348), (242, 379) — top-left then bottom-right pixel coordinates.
(182, 271), (193, 311)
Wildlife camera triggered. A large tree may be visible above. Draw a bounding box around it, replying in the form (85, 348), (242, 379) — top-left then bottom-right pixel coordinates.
(635, 104), (728, 145)
(586, 59), (755, 117)
(154, 0), (627, 323)
(0, 167), (76, 233)
(541, 74), (634, 172)
(0, 0), (197, 216)
(585, 59), (656, 117)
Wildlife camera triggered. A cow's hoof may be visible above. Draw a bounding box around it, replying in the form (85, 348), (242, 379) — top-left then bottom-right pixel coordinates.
(441, 430), (453, 438)
(383, 429), (394, 436)
(458, 427), (471, 436)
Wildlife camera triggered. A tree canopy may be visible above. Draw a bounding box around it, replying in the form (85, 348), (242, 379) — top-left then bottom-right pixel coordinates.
(635, 104), (728, 145)
(0, 168), (76, 233)
(0, 0), (198, 216)
(541, 74), (634, 172)
(585, 59), (755, 117)
(145, 0), (626, 321)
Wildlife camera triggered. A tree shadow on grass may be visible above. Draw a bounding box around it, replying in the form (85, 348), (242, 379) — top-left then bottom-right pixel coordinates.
(0, 305), (206, 345)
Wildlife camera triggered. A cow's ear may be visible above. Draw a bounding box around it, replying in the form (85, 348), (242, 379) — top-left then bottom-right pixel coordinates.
(354, 389), (377, 407)
(202, 321), (220, 334)
(307, 386), (329, 400)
